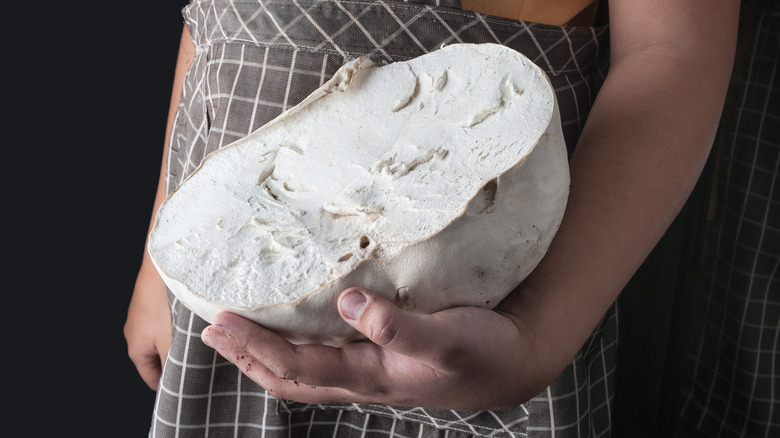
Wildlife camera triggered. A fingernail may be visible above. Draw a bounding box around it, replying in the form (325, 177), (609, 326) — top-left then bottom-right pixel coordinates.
(340, 290), (367, 320)
(201, 324), (228, 347)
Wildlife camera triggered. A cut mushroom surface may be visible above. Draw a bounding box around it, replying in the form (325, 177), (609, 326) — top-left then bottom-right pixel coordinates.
(148, 43), (570, 346)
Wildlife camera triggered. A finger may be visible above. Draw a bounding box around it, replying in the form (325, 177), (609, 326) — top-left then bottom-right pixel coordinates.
(133, 353), (163, 390)
(201, 313), (387, 393)
(337, 288), (460, 365)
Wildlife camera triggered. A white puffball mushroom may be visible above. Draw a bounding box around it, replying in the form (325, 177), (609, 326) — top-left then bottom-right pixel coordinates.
(147, 43), (570, 347)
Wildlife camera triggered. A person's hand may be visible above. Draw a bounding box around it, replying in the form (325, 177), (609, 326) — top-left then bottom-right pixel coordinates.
(200, 287), (563, 410)
(124, 265), (172, 390)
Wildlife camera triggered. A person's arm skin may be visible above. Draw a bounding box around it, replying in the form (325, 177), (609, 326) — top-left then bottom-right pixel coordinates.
(200, 0), (739, 409)
(124, 25), (196, 391)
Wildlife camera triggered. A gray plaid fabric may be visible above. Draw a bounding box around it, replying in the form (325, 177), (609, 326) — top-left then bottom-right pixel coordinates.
(676, 4), (780, 438)
(151, 1), (615, 436)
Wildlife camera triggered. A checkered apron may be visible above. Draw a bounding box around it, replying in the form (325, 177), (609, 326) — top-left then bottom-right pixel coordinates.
(677, 3), (780, 437)
(152, 1), (615, 436)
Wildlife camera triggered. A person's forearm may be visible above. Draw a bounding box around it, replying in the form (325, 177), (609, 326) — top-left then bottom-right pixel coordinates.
(499, 0), (740, 378)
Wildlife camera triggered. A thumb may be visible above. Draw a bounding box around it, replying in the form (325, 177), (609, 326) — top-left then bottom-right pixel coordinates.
(338, 288), (438, 359)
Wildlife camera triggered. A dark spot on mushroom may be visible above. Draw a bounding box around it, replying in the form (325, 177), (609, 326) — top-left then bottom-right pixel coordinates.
(338, 253), (353, 263)
(265, 184), (279, 200)
(479, 179), (498, 214)
(359, 236), (370, 249)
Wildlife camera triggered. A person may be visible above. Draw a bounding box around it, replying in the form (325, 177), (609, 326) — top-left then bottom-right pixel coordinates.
(124, 0), (739, 436)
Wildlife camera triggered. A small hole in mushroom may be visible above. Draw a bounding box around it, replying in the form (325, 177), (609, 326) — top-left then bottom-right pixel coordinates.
(338, 253), (353, 263)
(359, 236), (370, 249)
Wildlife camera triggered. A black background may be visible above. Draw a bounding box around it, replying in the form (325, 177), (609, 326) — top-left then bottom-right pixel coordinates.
(11, 2), (191, 436)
